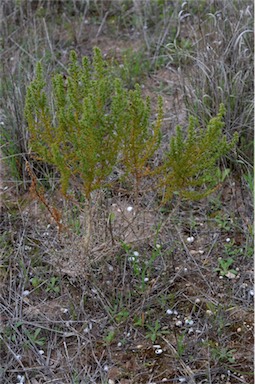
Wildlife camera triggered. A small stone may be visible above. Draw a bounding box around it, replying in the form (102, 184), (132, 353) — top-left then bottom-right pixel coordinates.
(38, 349), (44, 355)
(185, 319), (194, 326)
(187, 236), (194, 243)
(22, 290), (30, 297)
(155, 348), (163, 355)
(226, 271), (236, 279)
(117, 342), (122, 347)
(195, 298), (201, 304)
(249, 290), (254, 296)
(226, 238), (231, 242)
(133, 251), (139, 257)
(237, 327), (242, 332)
(103, 365), (109, 372)
(206, 310), (213, 316)
(153, 344), (161, 349)
(108, 265), (114, 272)
(175, 320), (182, 327)
(144, 277), (149, 282)
(156, 244), (161, 249)
(166, 309), (173, 315)
(127, 206), (133, 212)
(108, 380), (115, 384)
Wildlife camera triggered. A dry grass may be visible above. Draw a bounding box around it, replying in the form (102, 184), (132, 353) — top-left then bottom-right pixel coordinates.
(0, 1), (253, 383)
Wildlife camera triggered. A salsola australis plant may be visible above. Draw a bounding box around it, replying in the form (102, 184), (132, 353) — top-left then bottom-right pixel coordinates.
(24, 47), (163, 261)
(160, 104), (238, 201)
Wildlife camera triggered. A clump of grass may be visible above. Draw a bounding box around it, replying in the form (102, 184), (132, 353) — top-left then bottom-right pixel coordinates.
(167, 1), (253, 165)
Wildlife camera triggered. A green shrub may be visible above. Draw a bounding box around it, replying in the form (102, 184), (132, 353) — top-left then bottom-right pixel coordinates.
(24, 47), (163, 257)
(160, 105), (238, 201)
(24, 47), (237, 269)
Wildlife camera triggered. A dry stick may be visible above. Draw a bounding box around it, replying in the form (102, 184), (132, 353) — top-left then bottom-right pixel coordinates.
(0, 335), (32, 384)
(96, 11), (109, 38)
(25, 161), (64, 234)
(42, 17), (68, 72)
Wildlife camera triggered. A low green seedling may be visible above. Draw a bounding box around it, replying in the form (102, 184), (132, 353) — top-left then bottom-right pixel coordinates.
(46, 276), (60, 294)
(211, 345), (237, 363)
(145, 319), (169, 343)
(176, 333), (186, 358)
(214, 258), (237, 277)
(24, 327), (46, 347)
(103, 329), (116, 344)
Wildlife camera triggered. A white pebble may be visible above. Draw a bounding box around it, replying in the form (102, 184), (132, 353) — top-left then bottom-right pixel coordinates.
(185, 319), (194, 326)
(156, 244), (161, 249)
(237, 327), (242, 333)
(187, 236), (194, 243)
(175, 320), (182, 327)
(108, 380), (115, 384)
(17, 375), (25, 384)
(103, 365), (109, 372)
(206, 310), (213, 316)
(173, 309), (178, 315)
(144, 277), (149, 282)
(117, 342), (122, 347)
(155, 348), (163, 355)
(22, 290), (30, 297)
(127, 206), (133, 212)
(249, 290), (254, 296)
(38, 349), (44, 355)
(153, 344), (161, 349)
(166, 309), (173, 315)
(226, 238), (231, 242)
(133, 251), (139, 257)
(108, 265), (114, 272)
(195, 298), (201, 304)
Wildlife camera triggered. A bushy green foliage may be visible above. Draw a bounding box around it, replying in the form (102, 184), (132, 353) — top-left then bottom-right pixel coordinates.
(160, 105), (238, 201)
(25, 48), (237, 239)
(25, 48), (163, 201)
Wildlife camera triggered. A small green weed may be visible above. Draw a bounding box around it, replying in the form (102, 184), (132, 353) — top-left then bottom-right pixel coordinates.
(214, 214), (232, 231)
(210, 345), (237, 363)
(145, 320), (169, 343)
(214, 258), (237, 277)
(176, 333), (186, 358)
(24, 327), (46, 347)
(46, 276), (60, 294)
(103, 329), (116, 344)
